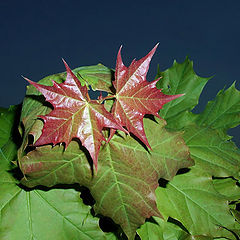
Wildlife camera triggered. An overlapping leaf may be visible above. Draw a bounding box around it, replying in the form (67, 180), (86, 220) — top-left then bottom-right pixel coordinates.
(24, 61), (125, 170)
(20, 118), (193, 239)
(0, 107), (110, 240)
(110, 44), (183, 148)
(73, 63), (114, 92)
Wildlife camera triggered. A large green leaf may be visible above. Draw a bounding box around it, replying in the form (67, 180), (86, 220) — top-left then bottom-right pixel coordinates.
(20, 118), (193, 240)
(155, 167), (237, 239)
(0, 107), (110, 240)
(157, 57), (210, 129)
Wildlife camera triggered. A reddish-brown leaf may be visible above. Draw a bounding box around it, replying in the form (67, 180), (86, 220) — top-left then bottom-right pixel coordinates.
(111, 44), (183, 148)
(24, 60), (125, 170)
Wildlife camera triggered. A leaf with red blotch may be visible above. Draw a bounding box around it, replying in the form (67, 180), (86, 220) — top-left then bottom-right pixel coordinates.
(24, 60), (126, 171)
(110, 44), (184, 148)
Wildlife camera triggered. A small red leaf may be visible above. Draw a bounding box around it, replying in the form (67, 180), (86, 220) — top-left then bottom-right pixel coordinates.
(111, 44), (183, 148)
(24, 61), (126, 171)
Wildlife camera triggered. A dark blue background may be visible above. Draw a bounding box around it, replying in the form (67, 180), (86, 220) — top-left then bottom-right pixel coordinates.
(0, 0), (239, 145)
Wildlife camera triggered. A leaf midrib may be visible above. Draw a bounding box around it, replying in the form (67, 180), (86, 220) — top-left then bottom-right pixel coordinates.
(118, 56), (152, 95)
(95, 145), (131, 232)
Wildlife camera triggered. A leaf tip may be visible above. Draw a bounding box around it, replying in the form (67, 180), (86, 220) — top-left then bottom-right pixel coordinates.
(154, 42), (160, 49)
(22, 75), (32, 83)
(173, 93), (185, 100)
(150, 42), (160, 55)
(62, 58), (70, 71)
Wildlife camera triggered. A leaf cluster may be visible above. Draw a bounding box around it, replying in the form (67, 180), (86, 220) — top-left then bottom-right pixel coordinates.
(0, 48), (239, 240)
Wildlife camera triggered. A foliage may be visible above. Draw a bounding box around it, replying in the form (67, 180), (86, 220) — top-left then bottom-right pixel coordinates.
(0, 46), (239, 240)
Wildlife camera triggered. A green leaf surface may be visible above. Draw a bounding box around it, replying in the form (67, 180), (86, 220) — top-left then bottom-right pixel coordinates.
(155, 167), (237, 239)
(0, 106), (18, 148)
(0, 106), (19, 171)
(183, 124), (240, 179)
(73, 64), (113, 92)
(20, 118), (193, 240)
(137, 217), (189, 240)
(0, 182), (108, 240)
(213, 178), (240, 201)
(157, 57), (210, 129)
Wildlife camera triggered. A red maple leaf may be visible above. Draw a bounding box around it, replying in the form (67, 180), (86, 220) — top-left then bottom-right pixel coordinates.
(24, 60), (126, 171)
(110, 44), (183, 148)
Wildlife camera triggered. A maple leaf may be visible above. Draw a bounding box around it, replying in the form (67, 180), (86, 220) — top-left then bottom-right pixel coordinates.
(24, 60), (126, 171)
(110, 44), (184, 148)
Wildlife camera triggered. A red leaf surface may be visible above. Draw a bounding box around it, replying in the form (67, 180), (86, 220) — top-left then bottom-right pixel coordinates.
(111, 44), (183, 148)
(24, 60), (125, 171)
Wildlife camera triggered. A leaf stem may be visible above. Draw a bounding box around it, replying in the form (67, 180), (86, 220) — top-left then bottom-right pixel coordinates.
(86, 91), (91, 102)
(99, 95), (116, 104)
